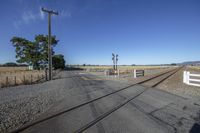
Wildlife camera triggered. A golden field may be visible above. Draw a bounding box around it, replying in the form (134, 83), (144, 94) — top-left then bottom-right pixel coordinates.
(188, 66), (200, 70)
(79, 65), (172, 71)
(0, 66), (28, 73)
(0, 67), (45, 88)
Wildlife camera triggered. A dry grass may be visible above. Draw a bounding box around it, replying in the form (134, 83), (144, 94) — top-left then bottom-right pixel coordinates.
(79, 65), (172, 72)
(157, 67), (200, 98)
(0, 67), (28, 73)
(187, 66), (200, 70)
(0, 67), (45, 88)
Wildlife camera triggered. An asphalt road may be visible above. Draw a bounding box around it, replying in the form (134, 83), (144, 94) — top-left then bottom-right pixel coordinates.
(19, 71), (200, 133)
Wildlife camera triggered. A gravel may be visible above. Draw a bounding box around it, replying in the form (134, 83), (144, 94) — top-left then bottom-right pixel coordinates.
(90, 67), (200, 100)
(157, 67), (200, 100)
(1, 68), (199, 133)
(0, 71), (72, 133)
(87, 68), (173, 84)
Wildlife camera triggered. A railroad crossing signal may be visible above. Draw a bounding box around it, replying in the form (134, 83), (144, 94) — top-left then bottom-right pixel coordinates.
(116, 54), (118, 70)
(112, 53), (119, 70)
(41, 7), (58, 81)
(112, 53), (115, 70)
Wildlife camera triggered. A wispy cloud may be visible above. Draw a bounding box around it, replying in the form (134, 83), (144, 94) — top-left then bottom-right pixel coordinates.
(13, 7), (46, 29)
(60, 10), (71, 18)
(22, 11), (37, 24)
(14, 7), (71, 29)
(13, 21), (22, 30)
(39, 9), (45, 20)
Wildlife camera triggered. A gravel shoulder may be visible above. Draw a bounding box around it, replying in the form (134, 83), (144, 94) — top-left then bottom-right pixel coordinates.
(156, 67), (200, 100)
(89, 67), (200, 100)
(0, 71), (130, 133)
(0, 71), (75, 133)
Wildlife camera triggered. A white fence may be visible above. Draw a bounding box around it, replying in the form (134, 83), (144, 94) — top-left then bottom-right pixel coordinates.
(183, 71), (200, 87)
(104, 69), (145, 78)
(104, 69), (120, 77)
(134, 70), (144, 78)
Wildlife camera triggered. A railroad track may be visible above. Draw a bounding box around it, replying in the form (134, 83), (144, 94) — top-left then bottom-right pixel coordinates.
(10, 67), (182, 133)
(74, 67), (182, 133)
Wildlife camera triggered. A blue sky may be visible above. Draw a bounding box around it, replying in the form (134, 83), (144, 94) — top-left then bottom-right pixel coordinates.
(0, 0), (200, 65)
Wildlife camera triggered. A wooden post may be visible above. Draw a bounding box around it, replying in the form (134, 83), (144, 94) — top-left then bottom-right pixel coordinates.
(38, 74), (40, 82)
(134, 69), (136, 78)
(14, 76), (16, 85)
(45, 68), (48, 81)
(31, 75), (33, 84)
(23, 75), (26, 84)
(187, 71), (190, 84)
(6, 76), (8, 87)
(183, 71), (186, 84)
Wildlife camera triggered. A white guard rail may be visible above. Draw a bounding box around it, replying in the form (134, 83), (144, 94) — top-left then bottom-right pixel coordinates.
(183, 71), (200, 87)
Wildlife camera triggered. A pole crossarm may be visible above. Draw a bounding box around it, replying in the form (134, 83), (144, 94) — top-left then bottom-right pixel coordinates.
(41, 7), (58, 15)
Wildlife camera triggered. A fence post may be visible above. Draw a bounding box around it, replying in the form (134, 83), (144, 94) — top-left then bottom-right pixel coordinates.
(31, 75), (33, 84)
(104, 70), (107, 76)
(6, 76), (8, 87)
(23, 75), (26, 84)
(183, 71), (186, 83)
(45, 68), (48, 81)
(14, 76), (16, 85)
(186, 71), (190, 84)
(37, 74), (40, 82)
(134, 69), (136, 78)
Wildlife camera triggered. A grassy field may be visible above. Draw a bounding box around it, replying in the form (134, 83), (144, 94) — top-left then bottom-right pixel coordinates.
(0, 66), (28, 73)
(78, 65), (172, 71)
(188, 66), (200, 70)
(0, 67), (45, 88)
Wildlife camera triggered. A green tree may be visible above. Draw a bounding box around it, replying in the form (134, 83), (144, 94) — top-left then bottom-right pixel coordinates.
(11, 35), (58, 69)
(52, 54), (65, 69)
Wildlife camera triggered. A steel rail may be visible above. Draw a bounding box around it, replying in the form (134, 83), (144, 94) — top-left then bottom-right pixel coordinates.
(75, 67), (182, 133)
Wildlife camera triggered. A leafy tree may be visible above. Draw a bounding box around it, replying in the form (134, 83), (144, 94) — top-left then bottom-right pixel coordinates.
(10, 35), (58, 69)
(52, 54), (65, 69)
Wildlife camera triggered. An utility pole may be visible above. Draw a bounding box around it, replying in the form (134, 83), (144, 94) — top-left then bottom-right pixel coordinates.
(112, 53), (115, 70)
(41, 7), (58, 80)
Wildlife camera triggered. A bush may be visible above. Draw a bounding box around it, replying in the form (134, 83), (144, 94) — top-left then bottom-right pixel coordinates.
(52, 54), (65, 69)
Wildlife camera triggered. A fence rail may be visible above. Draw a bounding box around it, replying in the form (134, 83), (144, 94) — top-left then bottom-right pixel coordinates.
(134, 70), (144, 78)
(183, 71), (200, 87)
(104, 69), (145, 78)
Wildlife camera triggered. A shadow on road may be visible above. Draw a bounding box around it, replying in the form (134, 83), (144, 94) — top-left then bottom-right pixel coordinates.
(190, 123), (200, 133)
(64, 67), (84, 71)
(53, 76), (82, 80)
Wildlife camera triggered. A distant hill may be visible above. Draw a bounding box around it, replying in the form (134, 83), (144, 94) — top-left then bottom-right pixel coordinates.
(180, 61), (200, 65)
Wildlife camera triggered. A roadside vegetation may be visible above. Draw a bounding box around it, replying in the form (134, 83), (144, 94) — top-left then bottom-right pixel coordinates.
(10, 34), (65, 70)
(76, 65), (172, 72)
(0, 35), (65, 88)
